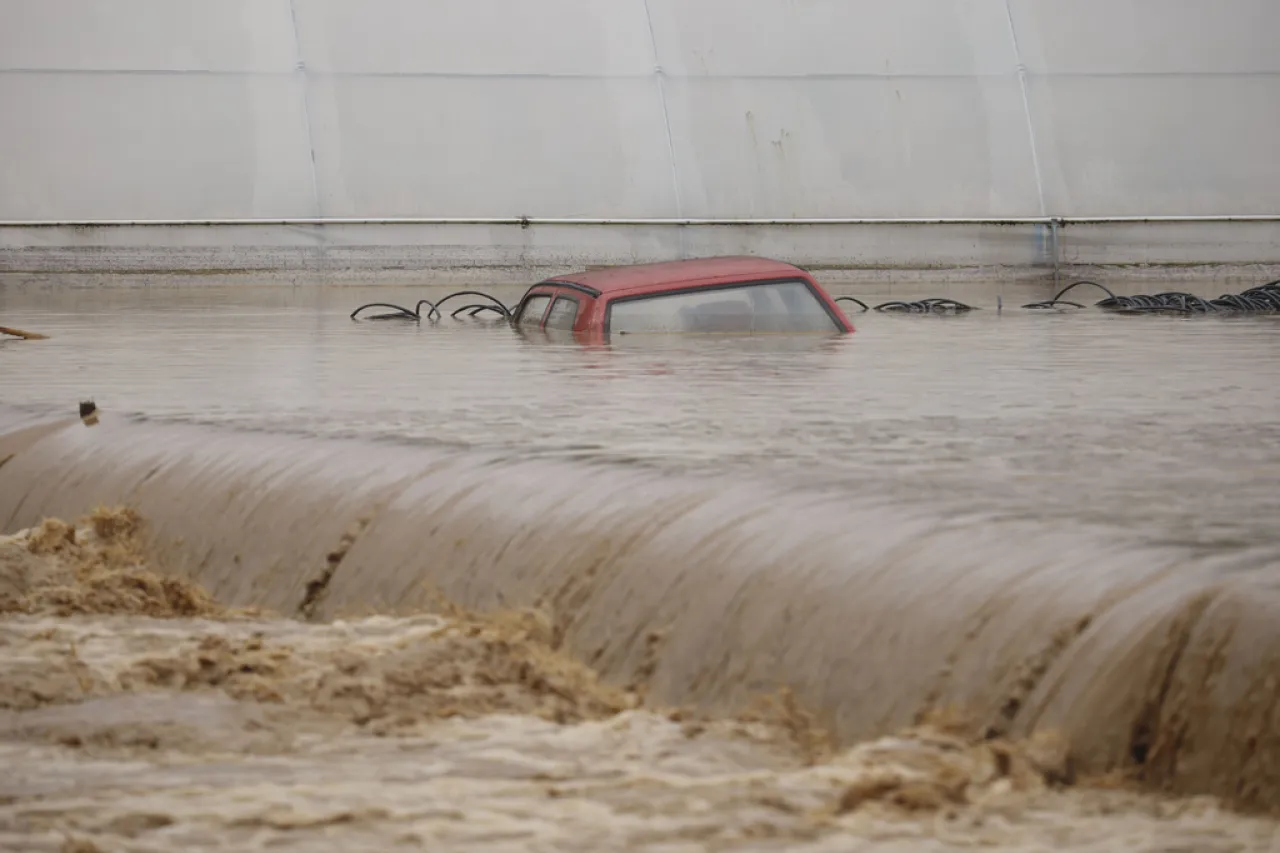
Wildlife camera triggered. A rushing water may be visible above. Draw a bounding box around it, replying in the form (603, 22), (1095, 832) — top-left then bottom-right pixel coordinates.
(2, 279), (1280, 850)
(4, 281), (1280, 553)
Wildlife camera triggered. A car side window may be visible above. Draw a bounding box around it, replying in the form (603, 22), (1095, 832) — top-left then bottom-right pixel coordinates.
(544, 296), (579, 330)
(516, 294), (551, 326)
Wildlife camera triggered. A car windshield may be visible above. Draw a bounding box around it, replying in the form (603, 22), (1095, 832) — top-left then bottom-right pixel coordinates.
(607, 279), (840, 334)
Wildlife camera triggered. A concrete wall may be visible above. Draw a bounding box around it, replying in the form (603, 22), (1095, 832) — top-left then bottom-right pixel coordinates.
(1, 0), (1278, 276)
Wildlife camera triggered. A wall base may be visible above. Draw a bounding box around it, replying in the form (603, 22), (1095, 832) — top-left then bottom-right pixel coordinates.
(2, 221), (1278, 292)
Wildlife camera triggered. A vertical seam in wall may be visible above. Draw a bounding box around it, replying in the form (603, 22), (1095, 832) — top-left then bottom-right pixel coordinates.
(288, 0), (322, 217)
(642, 0), (684, 219)
(1002, 1), (1047, 218)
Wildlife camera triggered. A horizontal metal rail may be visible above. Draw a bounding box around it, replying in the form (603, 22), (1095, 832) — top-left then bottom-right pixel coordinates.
(1, 216), (1279, 227)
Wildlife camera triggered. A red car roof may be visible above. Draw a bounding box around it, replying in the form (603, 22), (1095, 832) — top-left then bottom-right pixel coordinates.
(546, 256), (809, 295)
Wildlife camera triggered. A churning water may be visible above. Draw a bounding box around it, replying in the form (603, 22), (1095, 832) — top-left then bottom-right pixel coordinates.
(2, 280), (1279, 850)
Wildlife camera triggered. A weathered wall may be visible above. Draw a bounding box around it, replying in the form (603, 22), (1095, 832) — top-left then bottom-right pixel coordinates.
(1, 0), (1278, 274)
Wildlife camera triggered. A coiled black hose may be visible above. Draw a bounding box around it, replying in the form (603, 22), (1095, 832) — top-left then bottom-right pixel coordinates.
(1097, 280), (1280, 313)
(351, 291), (512, 322)
(836, 277), (1280, 316)
(875, 297), (976, 314)
(834, 296), (977, 314)
(1021, 278), (1280, 314)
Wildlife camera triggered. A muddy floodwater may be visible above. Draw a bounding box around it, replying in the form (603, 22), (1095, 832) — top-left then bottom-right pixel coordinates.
(4, 282), (1280, 551)
(2, 280), (1280, 851)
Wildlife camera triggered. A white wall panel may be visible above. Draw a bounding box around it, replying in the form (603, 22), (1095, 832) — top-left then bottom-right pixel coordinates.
(293, 0), (654, 75)
(0, 73), (316, 219)
(1030, 76), (1280, 216)
(1007, 0), (1280, 216)
(1009, 0), (1280, 74)
(0, 0), (296, 72)
(307, 76), (677, 217)
(666, 77), (1040, 218)
(646, 0), (1016, 77)
(0, 0), (1277, 227)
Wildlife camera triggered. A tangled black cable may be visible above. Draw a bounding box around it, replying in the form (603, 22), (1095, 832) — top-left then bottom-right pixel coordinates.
(1022, 279), (1280, 313)
(350, 291), (512, 322)
(835, 296), (977, 314)
(352, 277), (1280, 326)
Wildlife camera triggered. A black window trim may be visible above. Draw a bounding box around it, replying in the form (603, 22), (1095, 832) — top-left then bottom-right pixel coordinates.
(512, 280), (600, 327)
(544, 293), (582, 331)
(514, 291), (554, 326)
(602, 276), (846, 335)
(540, 280), (602, 298)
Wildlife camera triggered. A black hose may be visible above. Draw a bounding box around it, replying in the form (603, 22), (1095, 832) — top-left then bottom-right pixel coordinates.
(834, 296), (870, 312)
(355, 277), (1280, 327)
(1054, 280), (1117, 302)
(350, 291), (512, 323)
(1024, 300), (1086, 310)
(1094, 280), (1280, 314)
(874, 297), (977, 314)
(920, 298), (976, 313)
(1018, 278), (1280, 314)
(1022, 279), (1117, 309)
(451, 304), (510, 319)
(424, 291), (512, 321)
(349, 302), (421, 321)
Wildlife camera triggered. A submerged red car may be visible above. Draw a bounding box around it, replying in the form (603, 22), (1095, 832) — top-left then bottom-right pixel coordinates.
(512, 256), (855, 338)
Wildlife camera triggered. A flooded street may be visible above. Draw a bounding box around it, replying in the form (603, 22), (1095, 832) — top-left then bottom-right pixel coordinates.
(2, 279), (1280, 850)
(4, 281), (1280, 551)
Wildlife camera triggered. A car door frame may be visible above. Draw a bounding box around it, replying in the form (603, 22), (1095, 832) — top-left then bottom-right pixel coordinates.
(513, 281), (599, 332)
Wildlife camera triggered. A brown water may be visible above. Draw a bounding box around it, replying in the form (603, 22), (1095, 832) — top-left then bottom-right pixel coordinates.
(4, 283), (1280, 551)
(2, 508), (1277, 852)
(2, 281), (1280, 849)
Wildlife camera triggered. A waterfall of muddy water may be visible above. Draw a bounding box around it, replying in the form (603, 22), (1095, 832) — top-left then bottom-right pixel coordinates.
(2, 409), (1280, 807)
(1, 509), (1278, 852)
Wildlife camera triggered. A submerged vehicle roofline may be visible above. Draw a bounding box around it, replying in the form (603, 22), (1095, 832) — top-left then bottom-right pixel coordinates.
(544, 256), (810, 294)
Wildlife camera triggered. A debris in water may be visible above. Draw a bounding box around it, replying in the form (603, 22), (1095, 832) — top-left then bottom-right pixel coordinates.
(0, 325), (49, 340)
